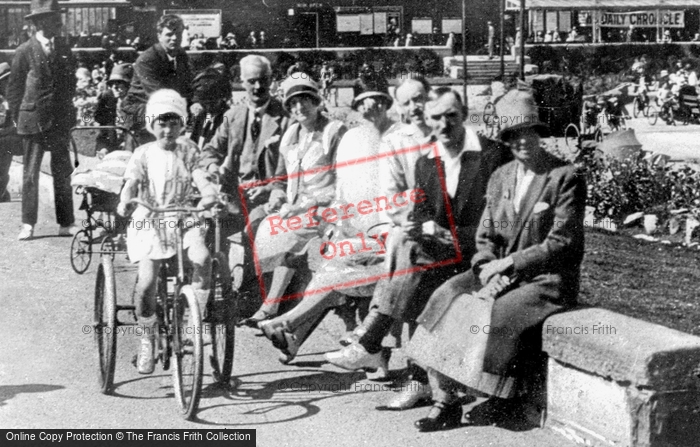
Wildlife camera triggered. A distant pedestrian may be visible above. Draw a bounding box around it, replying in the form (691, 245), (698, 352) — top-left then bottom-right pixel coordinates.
(430, 27), (442, 46)
(512, 27), (522, 57)
(246, 31), (257, 49)
(487, 21), (495, 58)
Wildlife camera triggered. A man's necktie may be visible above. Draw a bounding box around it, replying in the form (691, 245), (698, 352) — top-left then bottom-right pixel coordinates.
(251, 112), (261, 142)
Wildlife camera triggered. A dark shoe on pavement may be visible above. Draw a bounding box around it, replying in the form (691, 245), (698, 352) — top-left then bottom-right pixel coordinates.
(414, 401), (462, 432)
(463, 397), (526, 427)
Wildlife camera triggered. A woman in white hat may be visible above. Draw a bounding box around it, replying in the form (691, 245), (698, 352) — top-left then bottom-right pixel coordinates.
(241, 75), (347, 326)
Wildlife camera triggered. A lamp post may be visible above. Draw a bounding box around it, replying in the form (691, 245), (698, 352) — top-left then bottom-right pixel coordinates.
(499, 0), (505, 77)
(462, 0), (468, 110)
(520, 0), (526, 80)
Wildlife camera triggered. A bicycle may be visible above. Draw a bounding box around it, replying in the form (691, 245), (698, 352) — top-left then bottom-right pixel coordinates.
(201, 193), (237, 386)
(94, 197), (207, 420)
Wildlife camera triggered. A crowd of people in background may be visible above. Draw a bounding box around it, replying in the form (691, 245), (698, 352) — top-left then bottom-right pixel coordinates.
(633, 55), (700, 123)
(2, 17), (460, 51)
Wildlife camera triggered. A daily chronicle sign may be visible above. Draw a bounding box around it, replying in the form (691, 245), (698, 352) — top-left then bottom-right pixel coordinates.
(600, 10), (685, 28)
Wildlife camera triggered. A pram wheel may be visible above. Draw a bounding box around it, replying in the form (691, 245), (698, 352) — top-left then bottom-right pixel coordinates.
(71, 229), (93, 274)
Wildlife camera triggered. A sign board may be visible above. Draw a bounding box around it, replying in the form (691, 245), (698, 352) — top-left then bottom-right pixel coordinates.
(505, 0), (519, 11)
(559, 11), (571, 32)
(374, 12), (387, 34)
(442, 18), (462, 34)
(532, 10), (544, 32)
(579, 11), (592, 26)
(600, 10), (685, 28)
(412, 18), (432, 34)
(359, 13), (373, 35)
(164, 9), (221, 39)
(337, 14), (360, 32)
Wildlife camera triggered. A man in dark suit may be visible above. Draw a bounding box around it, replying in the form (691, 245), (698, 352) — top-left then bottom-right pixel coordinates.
(198, 55), (289, 307)
(6, 0), (77, 240)
(120, 14), (200, 144)
(325, 88), (508, 374)
(411, 90), (586, 432)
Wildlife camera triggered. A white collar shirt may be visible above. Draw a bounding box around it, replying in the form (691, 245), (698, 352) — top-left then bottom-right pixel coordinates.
(427, 126), (482, 198)
(513, 162), (536, 213)
(36, 33), (54, 56)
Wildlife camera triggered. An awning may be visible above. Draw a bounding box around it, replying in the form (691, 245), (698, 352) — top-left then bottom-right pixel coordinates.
(525, 0), (700, 9)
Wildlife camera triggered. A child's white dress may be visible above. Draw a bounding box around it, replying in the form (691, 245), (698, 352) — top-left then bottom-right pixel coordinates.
(124, 137), (203, 262)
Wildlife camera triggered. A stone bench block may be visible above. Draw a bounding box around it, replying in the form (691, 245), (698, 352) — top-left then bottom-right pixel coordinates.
(542, 307), (700, 446)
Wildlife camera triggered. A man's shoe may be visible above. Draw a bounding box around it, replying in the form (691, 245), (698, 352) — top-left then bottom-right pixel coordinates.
(365, 349), (391, 381)
(137, 337), (156, 374)
(58, 224), (80, 237)
(325, 343), (387, 373)
(382, 380), (432, 410)
(237, 309), (274, 328)
(339, 325), (366, 346)
(277, 330), (301, 365)
(17, 224), (34, 241)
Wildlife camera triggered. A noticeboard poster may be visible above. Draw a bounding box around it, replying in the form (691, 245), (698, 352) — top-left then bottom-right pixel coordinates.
(412, 18), (432, 34)
(559, 12), (571, 32)
(442, 18), (462, 34)
(359, 14), (374, 35)
(337, 14), (361, 32)
(546, 11), (558, 32)
(163, 9), (221, 39)
(374, 12), (387, 34)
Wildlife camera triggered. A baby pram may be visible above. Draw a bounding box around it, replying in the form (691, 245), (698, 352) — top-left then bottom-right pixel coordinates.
(69, 126), (134, 274)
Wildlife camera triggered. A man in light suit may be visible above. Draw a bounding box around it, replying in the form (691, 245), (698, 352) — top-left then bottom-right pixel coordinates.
(120, 14), (200, 145)
(198, 55), (289, 317)
(411, 90), (586, 432)
(6, 0), (78, 240)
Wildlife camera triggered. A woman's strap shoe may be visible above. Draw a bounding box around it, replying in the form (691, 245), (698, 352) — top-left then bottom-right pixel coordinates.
(414, 401), (462, 432)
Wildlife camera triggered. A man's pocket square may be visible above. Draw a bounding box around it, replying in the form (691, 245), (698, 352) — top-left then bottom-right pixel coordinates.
(534, 202), (550, 213)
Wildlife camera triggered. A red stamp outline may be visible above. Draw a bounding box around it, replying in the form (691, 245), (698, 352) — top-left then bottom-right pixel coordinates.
(238, 140), (463, 305)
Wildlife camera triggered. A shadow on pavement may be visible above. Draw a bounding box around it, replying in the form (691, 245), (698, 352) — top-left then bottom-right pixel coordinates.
(194, 370), (368, 426)
(0, 384), (64, 406)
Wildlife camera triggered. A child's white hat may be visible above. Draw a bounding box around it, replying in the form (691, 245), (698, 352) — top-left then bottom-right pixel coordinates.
(146, 89), (187, 135)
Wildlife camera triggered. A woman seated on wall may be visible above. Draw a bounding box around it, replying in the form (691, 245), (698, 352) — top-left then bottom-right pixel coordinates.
(238, 75), (347, 327)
